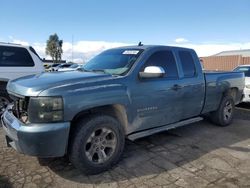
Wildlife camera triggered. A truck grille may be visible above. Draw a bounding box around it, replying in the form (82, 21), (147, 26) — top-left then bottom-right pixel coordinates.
(9, 95), (29, 124)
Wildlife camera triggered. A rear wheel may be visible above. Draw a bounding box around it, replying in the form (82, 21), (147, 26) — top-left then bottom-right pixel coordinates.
(210, 95), (235, 126)
(69, 114), (125, 175)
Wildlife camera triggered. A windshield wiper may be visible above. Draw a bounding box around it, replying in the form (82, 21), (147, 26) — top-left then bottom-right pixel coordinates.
(77, 67), (91, 72)
(90, 69), (107, 73)
(78, 68), (109, 74)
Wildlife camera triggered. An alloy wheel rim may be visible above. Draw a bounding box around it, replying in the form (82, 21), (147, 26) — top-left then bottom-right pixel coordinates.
(223, 101), (233, 121)
(85, 127), (117, 164)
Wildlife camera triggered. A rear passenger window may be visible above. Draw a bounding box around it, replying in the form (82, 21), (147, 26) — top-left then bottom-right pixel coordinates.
(178, 51), (196, 77)
(143, 50), (178, 78)
(0, 46), (34, 67)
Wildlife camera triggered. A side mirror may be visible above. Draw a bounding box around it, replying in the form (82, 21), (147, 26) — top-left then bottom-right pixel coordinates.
(139, 66), (165, 78)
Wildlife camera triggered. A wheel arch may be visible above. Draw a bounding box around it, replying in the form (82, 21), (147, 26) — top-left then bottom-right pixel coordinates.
(223, 87), (238, 103)
(70, 104), (129, 134)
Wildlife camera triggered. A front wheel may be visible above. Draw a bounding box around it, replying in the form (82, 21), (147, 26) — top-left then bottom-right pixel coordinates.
(69, 114), (125, 175)
(210, 96), (235, 126)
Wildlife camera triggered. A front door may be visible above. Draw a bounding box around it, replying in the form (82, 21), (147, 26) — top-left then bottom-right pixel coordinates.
(130, 50), (182, 132)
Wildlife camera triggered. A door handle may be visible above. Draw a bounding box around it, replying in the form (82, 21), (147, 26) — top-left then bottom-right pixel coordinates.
(171, 84), (183, 91)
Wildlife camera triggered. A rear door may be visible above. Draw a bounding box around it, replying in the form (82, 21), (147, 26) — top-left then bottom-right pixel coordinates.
(0, 46), (37, 80)
(175, 50), (205, 119)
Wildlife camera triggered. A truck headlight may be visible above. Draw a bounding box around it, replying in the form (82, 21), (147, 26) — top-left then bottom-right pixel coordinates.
(28, 97), (63, 123)
(245, 85), (250, 89)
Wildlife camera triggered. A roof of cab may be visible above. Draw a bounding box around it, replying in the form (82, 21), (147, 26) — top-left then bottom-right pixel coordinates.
(114, 45), (193, 51)
(237, 64), (250, 67)
(0, 42), (29, 48)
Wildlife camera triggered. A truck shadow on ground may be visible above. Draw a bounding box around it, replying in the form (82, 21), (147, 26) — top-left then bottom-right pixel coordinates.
(38, 117), (250, 184)
(0, 175), (13, 188)
(235, 103), (250, 120)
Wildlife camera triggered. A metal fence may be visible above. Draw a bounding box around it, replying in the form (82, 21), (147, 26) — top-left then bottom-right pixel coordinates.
(200, 56), (250, 71)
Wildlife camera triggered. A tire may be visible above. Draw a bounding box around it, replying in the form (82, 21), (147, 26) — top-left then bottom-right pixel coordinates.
(0, 90), (11, 116)
(69, 114), (125, 175)
(210, 95), (235, 127)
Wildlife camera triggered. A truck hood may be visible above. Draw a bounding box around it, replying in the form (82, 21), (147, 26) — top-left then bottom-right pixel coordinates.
(7, 71), (113, 97)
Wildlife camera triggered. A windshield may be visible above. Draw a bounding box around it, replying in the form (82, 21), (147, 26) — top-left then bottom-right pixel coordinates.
(234, 66), (250, 77)
(82, 48), (143, 75)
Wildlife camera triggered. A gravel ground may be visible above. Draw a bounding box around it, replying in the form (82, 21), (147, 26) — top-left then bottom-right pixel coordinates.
(0, 107), (250, 188)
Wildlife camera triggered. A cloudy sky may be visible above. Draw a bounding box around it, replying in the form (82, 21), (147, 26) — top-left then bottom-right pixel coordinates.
(1, 0), (250, 63)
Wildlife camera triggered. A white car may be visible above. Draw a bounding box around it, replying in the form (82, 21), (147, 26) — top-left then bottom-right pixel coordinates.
(51, 63), (73, 71)
(0, 42), (44, 114)
(47, 63), (61, 72)
(234, 65), (250, 102)
(57, 63), (81, 72)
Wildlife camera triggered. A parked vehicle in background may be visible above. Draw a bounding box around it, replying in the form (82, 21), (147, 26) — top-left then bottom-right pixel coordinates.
(43, 64), (52, 69)
(47, 63), (61, 72)
(0, 42), (44, 114)
(57, 63), (81, 72)
(2, 45), (244, 175)
(50, 63), (74, 72)
(234, 65), (250, 102)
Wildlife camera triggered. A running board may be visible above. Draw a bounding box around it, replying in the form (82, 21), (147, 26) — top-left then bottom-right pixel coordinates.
(127, 117), (203, 141)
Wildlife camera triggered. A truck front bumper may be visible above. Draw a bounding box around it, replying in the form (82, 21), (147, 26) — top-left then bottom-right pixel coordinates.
(1, 106), (70, 157)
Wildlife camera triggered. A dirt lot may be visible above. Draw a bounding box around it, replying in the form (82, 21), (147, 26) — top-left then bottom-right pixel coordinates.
(0, 108), (250, 188)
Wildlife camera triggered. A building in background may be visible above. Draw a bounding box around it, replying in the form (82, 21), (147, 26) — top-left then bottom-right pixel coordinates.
(201, 49), (250, 71)
(214, 49), (250, 57)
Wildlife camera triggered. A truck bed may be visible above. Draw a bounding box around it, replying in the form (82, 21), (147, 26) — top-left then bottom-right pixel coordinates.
(202, 71), (245, 114)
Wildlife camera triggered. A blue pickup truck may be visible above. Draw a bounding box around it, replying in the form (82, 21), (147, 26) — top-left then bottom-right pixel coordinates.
(1, 45), (244, 174)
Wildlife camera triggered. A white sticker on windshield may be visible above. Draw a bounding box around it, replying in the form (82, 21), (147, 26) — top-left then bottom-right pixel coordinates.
(123, 50), (139, 55)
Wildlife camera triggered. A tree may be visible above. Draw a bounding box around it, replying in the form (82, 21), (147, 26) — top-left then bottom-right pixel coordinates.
(46, 33), (63, 63)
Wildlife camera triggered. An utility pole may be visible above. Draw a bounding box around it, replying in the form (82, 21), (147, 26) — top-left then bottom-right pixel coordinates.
(72, 35), (74, 62)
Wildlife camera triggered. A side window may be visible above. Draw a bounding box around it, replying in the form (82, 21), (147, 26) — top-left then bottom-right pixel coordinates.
(143, 50), (178, 78)
(178, 51), (196, 77)
(0, 46), (34, 67)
